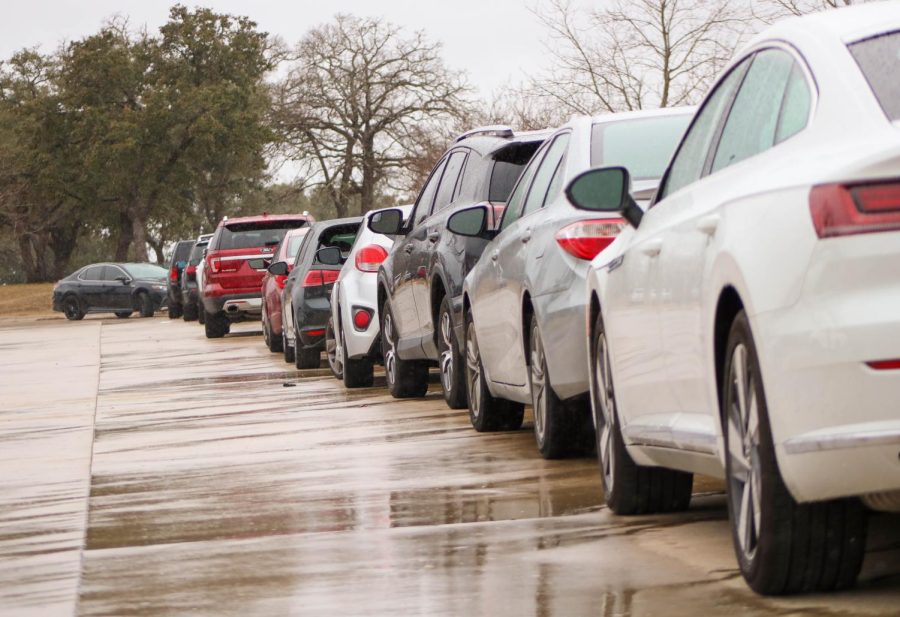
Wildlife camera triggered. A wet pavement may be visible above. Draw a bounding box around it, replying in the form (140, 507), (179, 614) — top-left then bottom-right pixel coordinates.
(1, 315), (899, 616)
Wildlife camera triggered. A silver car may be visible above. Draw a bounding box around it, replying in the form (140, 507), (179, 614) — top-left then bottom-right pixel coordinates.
(449, 108), (693, 459)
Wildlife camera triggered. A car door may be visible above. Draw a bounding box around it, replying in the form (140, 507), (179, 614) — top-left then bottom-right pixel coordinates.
(473, 139), (549, 387)
(605, 58), (751, 433)
(657, 48), (813, 425)
(103, 265), (133, 309)
(78, 265), (106, 309)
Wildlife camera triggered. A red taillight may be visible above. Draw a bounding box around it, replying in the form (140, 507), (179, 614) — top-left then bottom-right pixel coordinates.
(208, 257), (240, 273)
(186, 265), (196, 274)
(555, 218), (626, 260)
(169, 266), (178, 282)
(275, 274), (288, 290)
(867, 359), (900, 371)
(305, 328), (325, 337)
(302, 269), (340, 287)
(353, 308), (372, 330)
(809, 181), (900, 238)
(355, 245), (389, 272)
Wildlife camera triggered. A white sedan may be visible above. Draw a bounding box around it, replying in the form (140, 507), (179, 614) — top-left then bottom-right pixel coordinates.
(571, 4), (900, 596)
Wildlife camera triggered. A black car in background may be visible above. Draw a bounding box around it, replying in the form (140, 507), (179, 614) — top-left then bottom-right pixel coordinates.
(180, 233), (213, 322)
(165, 240), (195, 318)
(369, 126), (550, 404)
(279, 217), (362, 369)
(52, 262), (169, 321)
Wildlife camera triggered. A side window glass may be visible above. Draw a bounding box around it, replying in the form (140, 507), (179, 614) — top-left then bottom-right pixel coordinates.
(451, 155), (469, 202)
(432, 151), (467, 214)
(101, 266), (121, 281)
(712, 49), (796, 173)
(500, 148), (546, 231)
(522, 133), (570, 218)
(82, 265), (104, 280)
(412, 157), (447, 227)
(775, 63), (811, 144)
(660, 57), (749, 200)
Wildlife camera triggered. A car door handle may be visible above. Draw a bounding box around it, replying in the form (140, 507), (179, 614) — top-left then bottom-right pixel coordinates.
(490, 250), (499, 262)
(521, 228), (532, 243)
(640, 238), (663, 257)
(404, 244), (414, 254)
(697, 214), (720, 236)
(428, 231), (440, 243)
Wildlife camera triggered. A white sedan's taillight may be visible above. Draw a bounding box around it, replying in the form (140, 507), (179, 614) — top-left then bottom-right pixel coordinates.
(555, 218), (627, 260)
(809, 181), (900, 238)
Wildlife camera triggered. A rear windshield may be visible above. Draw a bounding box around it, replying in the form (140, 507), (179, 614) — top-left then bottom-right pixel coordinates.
(591, 114), (692, 180)
(212, 220), (308, 251)
(188, 242), (208, 266)
(489, 141), (543, 202)
(285, 230), (309, 260)
(850, 31), (900, 121)
(170, 241), (193, 265)
(123, 264), (167, 279)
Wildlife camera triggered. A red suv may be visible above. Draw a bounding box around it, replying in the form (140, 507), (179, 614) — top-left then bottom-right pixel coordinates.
(202, 213), (313, 338)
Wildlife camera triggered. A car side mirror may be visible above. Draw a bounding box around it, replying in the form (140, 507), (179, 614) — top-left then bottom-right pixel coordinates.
(565, 166), (643, 228)
(267, 261), (289, 276)
(316, 247), (343, 266)
(368, 208), (404, 235)
(115, 276), (131, 285)
(447, 205), (490, 238)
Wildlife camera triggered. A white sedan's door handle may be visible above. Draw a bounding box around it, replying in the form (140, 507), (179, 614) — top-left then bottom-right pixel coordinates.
(697, 214), (720, 236)
(640, 238), (663, 257)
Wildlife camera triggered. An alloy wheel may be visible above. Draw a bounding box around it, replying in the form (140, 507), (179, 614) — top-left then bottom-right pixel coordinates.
(594, 330), (616, 494)
(466, 323), (482, 421)
(439, 310), (454, 395)
(727, 343), (762, 562)
(64, 298), (79, 319)
(383, 311), (397, 387)
(530, 322), (547, 443)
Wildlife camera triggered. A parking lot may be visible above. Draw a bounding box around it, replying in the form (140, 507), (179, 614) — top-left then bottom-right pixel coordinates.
(2, 315), (899, 617)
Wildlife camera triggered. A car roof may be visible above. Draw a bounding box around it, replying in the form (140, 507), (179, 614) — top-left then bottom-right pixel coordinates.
(455, 128), (555, 157)
(309, 216), (364, 233)
(218, 213), (312, 227)
(589, 105), (696, 125)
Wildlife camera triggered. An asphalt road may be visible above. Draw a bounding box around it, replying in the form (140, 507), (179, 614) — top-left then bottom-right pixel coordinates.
(2, 315), (899, 617)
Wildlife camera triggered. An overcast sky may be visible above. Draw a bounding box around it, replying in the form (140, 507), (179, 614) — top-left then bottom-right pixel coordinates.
(1, 0), (558, 98)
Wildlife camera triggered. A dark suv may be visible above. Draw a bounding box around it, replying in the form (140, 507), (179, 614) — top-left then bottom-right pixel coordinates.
(202, 213), (313, 338)
(165, 239), (195, 319)
(180, 233), (213, 322)
(369, 126), (550, 404)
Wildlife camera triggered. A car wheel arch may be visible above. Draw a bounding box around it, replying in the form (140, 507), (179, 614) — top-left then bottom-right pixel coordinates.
(713, 286), (745, 421)
(521, 291), (535, 368)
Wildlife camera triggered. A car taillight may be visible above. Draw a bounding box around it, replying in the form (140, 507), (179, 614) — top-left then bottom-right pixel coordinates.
(169, 266), (178, 282)
(209, 257), (240, 273)
(275, 274), (288, 290)
(355, 245), (389, 272)
(353, 308), (373, 330)
(186, 265), (197, 274)
(302, 269), (340, 287)
(867, 359), (900, 370)
(555, 218), (627, 260)
(809, 181), (900, 238)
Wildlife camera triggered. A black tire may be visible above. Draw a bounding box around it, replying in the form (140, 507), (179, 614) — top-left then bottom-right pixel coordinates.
(343, 329), (374, 388)
(63, 296), (85, 321)
(325, 316), (343, 379)
(182, 301), (198, 322)
(465, 310), (524, 431)
(529, 314), (585, 459)
(591, 310), (692, 514)
(204, 310), (230, 338)
(381, 298), (428, 398)
(167, 303), (182, 319)
(114, 310), (132, 319)
(262, 305), (282, 352)
(295, 332), (321, 369)
(437, 296), (467, 409)
(722, 311), (867, 595)
(197, 301), (206, 325)
(137, 292), (154, 318)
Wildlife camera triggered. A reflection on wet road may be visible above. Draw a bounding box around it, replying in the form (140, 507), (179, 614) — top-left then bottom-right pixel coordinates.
(1, 316), (898, 616)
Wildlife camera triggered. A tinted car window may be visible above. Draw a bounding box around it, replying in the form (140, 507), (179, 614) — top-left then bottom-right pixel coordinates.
(314, 224), (360, 263)
(170, 241), (193, 265)
(81, 265), (104, 280)
(214, 220), (307, 251)
(412, 157), (447, 227)
(500, 146), (546, 231)
(712, 49), (796, 173)
(775, 64), (812, 143)
(591, 115), (691, 180)
(101, 265), (125, 281)
(850, 31), (900, 121)
(522, 133), (570, 218)
(660, 58), (749, 199)
(188, 243), (208, 266)
(433, 151), (467, 214)
(123, 264), (167, 279)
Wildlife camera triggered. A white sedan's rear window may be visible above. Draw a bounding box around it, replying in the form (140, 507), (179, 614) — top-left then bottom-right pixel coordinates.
(850, 31), (900, 121)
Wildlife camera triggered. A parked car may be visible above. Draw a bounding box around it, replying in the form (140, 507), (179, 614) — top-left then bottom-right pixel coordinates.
(323, 205), (413, 387)
(180, 233), (213, 322)
(280, 217), (362, 368)
(260, 227), (310, 352)
(368, 126), (552, 404)
(573, 4), (900, 595)
(201, 213), (313, 338)
(449, 108), (692, 458)
(165, 240), (195, 319)
(52, 262), (168, 320)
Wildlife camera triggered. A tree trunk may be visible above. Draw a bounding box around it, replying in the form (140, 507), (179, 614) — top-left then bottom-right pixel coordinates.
(360, 135), (376, 215)
(148, 237), (165, 265)
(115, 209), (134, 262)
(49, 222), (80, 279)
(131, 213), (149, 262)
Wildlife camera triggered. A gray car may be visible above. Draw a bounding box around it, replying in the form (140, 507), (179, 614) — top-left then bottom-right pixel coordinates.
(450, 108), (693, 459)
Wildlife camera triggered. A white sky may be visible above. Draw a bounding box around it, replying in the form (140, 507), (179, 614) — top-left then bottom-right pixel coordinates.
(0, 0), (557, 98)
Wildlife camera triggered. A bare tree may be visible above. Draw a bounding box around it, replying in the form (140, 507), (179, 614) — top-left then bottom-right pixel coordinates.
(272, 15), (470, 217)
(525, 0), (752, 116)
(754, 0), (870, 22)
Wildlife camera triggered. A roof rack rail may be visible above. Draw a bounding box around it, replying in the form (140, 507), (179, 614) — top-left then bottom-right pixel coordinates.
(454, 125), (514, 142)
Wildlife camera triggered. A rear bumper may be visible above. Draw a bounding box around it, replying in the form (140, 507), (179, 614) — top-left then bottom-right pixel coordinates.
(201, 290), (262, 317)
